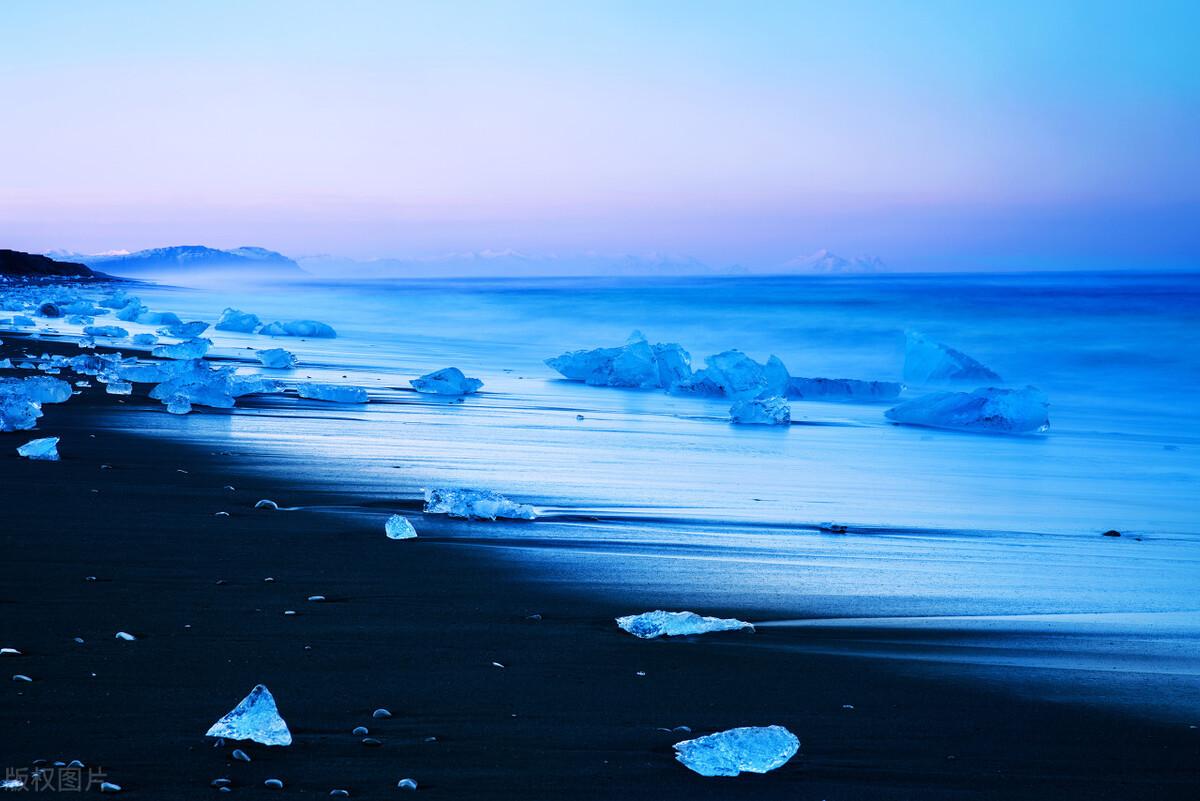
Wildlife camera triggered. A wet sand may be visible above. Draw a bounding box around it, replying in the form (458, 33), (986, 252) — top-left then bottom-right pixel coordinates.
(2, 352), (1198, 798)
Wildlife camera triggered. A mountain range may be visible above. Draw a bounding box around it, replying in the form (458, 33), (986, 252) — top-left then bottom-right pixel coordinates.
(48, 246), (304, 277)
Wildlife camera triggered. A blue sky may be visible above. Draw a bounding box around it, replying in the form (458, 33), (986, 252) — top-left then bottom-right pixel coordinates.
(0, 0), (1196, 270)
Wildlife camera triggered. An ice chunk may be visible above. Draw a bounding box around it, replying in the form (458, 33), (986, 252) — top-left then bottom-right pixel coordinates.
(165, 394), (192, 415)
(158, 320), (209, 338)
(423, 488), (536, 521)
(17, 436), (60, 461)
(411, 367), (482, 395)
(228, 374), (284, 397)
(295, 383), (368, 403)
(17, 377), (73, 404)
(261, 320), (337, 338)
(545, 332), (692, 389)
(673, 725), (799, 777)
(385, 515), (417, 539)
(786, 376), (902, 402)
(729, 395), (790, 425)
(105, 381), (133, 396)
(616, 610), (754, 639)
(0, 359), (12, 369)
(136, 310), (182, 327)
(205, 684), (293, 746)
(215, 308), (261, 333)
(131, 333), (159, 346)
(903, 331), (1001, 385)
(148, 360), (237, 410)
(11, 315), (35, 326)
(885, 386), (1049, 434)
(83, 325), (129, 339)
(257, 348), (297, 369)
(114, 299), (145, 322)
(0, 390), (43, 431)
(152, 338), (211, 360)
(671, 351), (787, 398)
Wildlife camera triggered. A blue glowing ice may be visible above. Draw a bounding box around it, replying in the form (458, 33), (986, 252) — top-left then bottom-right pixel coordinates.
(261, 320), (337, 338)
(295, 383), (368, 403)
(205, 684), (293, 746)
(411, 367), (482, 395)
(214, 308), (261, 333)
(16, 436), (60, 461)
(257, 348), (298, 369)
(729, 396), (791, 426)
(673, 725), (799, 776)
(903, 331), (1001, 385)
(886, 386), (1049, 434)
(616, 610), (754, 639)
(423, 488), (536, 521)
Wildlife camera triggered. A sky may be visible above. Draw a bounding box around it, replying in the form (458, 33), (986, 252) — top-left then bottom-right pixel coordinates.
(0, 0), (1197, 272)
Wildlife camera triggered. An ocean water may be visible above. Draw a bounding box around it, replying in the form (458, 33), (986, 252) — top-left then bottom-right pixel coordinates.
(18, 271), (1200, 717)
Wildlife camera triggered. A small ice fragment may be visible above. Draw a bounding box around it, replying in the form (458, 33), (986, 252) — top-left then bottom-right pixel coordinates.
(329, 791), (350, 798)
(397, 779), (418, 791)
(83, 325), (129, 338)
(885, 386), (1049, 434)
(423, 488), (536, 521)
(372, 708), (392, 719)
(261, 320), (337, 338)
(232, 748), (251, 762)
(205, 684), (293, 746)
(385, 515), (417, 540)
(411, 367), (483, 395)
(12, 674), (32, 682)
(257, 348), (298, 369)
(152, 338), (211, 360)
(362, 736), (382, 746)
(903, 331), (1001, 385)
(215, 308), (261, 333)
(0, 648), (20, 655)
(105, 381), (133, 396)
(131, 333), (158, 346)
(165, 394), (192, 415)
(616, 610), (754, 639)
(673, 725), (800, 777)
(115, 631), (136, 641)
(255, 499), (280, 510)
(99, 782), (122, 793)
(2, 778), (24, 789)
(17, 437), (59, 461)
(0, 359), (13, 369)
(295, 383), (368, 403)
(352, 726), (369, 736)
(264, 778), (284, 789)
(819, 522), (848, 534)
(729, 396), (790, 425)
(307, 595), (325, 602)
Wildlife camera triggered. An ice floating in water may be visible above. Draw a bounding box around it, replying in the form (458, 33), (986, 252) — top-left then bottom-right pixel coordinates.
(215, 308), (261, 333)
(903, 331), (1001, 385)
(617, 610), (754, 639)
(257, 348), (298, 369)
(786, 376), (902, 402)
(673, 725), (800, 777)
(205, 684), (293, 746)
(546, 331), (692, 389)
(295, 383), (368, 403)
(672, 351), (788, 399)
(423, 488), (536, 521)
(886, 386), (1049, 434)
(152, 338), (211, 360)
(411, 367), (482, 395)
(82, 325), (128, 339)
(729, 396), (790, 426)
(16, 436), (59, 461)
(261, 319), (337, 338)
(385, 515), (417, 539)
(159, 320), (209, 338)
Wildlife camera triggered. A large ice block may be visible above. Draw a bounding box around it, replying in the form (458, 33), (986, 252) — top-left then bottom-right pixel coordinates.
(673, 726), (800, 777)
(545, 332), (692, 389)
(616, 610), (754, 639)
(260, 320), (337, 338)
(152, 338), (211, 360)
(205, 684), (292, 746)
(411, 367), (483, 395)
(423, 488), (536, 521)
(903, 331), (1001, 385)
(885, 386), (1049, 434)
(16, 436), (60, 461)
(214, 308), (261, 333)
(729, 396), (791, 425)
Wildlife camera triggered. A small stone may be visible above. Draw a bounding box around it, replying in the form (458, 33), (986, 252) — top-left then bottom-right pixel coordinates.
(99, 782), (122, 793)
(352, 726), (369, 736)
(231, 748), (251, 762)
(13, 674), (32, 682)
(362, 737), (382, 746)
(330, 791), (350, 797)
(284, 610), (296, 616)
(842, 704), (855, 710)
(255, 499), (280, 510)
(1102, 529), (1121, 537)
(0, 648), (20, 655)
(115, 631), (136, 641)
(264, 779), (284, 789)
(67, 760), (85, 769)
(215, 511), (230, 517)
(372, 708), (392, 719)
(308, 595), (326, 602)
(397, 778), (418, 791)
(210, 778), (232, 788)
(492, 661), (505, 668)
(525, 613), (542, 621)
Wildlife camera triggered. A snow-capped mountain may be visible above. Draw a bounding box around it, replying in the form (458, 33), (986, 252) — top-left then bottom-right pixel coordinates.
(782, 249), (886, 274)
(52, 246), (305, 278)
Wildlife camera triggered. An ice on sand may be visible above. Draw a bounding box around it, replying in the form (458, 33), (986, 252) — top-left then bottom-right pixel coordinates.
(786, 376), (902, 402)
(886, 386), (1049, 434)
(423, 488), (536, 521)
(215, 308), (261, 333)
(152, 338), (211, 360)
(1, 377), (72, 431)
(17, 437), (60, 461)
(672, 351), (788, 399)
(206, 684), (293, 746)
(385, 515), (417, 539)
(257, 348), (298, 369)
(295, 383), (368, 403)
(903, 331), (1001, 385)
(729, 396), (790, 425)
(545, 331), (692, 389)
(617, 610), (754, 639)
(673, 725), (800, 777)
(82, 325), (129, 339)
(261, 320), (337, 338)
(159, 320), (209, 338)
(411, 367), (482, 395)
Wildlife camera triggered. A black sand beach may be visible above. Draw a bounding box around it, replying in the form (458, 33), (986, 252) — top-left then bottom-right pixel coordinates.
(2, 346), (1198, 799)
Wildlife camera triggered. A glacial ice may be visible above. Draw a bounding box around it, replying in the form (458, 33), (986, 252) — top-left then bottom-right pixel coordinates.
(152, 338), (211, 360)
(729, 396), (791, 425)
(261, 320), (337, 338)
(18, 377), (73, 404)
(295, 383), (368, 403)
(885, 386), (1049, 434)
(672, 351), (788, 399)
(903, 331), (1001, 385)
(673, 725), (800, 777)
(616, 610), (754, 639)
(215, 308), (261, 333)
(257, 348), (298, 369)
(385, 515), (417, 539)
(17, 436), (60, 461)
(113, 299), (145, 322)
(411, 367), (482, 395)
(105, 381), (133, 396)
(131, 333), (159, 346)
(165, 394), (192, 415)
(786, 376), (902, 402)
(205, 684), (293, 746)
(545, 331), (692, 389)
(423, 488), (536, 521)
(158, 321), (209, 338)
(0, 377), (72, 431)
(83, 325), (129, 339)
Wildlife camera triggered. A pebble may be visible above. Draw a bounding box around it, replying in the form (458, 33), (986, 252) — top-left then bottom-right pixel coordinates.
(68, 760), (85, 769)
(330, 791), (350, 797)
(255, 499), (280, 510)
(211, 778), (232, 788)
(74, 637), (85, 644)
(99, 782), (122, 793)
(372, 708), (392, 719)
(0, 648), (21, 656)
(115, 632), (136, 641)
(231, 748), (251, 762)
(284, 610), (296, 616)
(1102, 529), (1122, 537)
(492, 661), (505, 668)
(397, 778), (418, 790)
(215, 511), (230, 517)
(352, 726), (369, 736)
(13, 674), (32, 682)
(308, 595), (326, 602)
(224, 485), (236, 491)
(525, 613), (542, 621)
(362, 737), (382, 747)
(264, 778), (284, 789)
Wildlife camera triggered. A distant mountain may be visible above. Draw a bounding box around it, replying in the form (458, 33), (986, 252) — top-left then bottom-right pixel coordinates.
(297, 250), (715, 278)
(782, 249), (886, 274)
(57, 246), (305, 278)
(1, 249), (103, 279)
